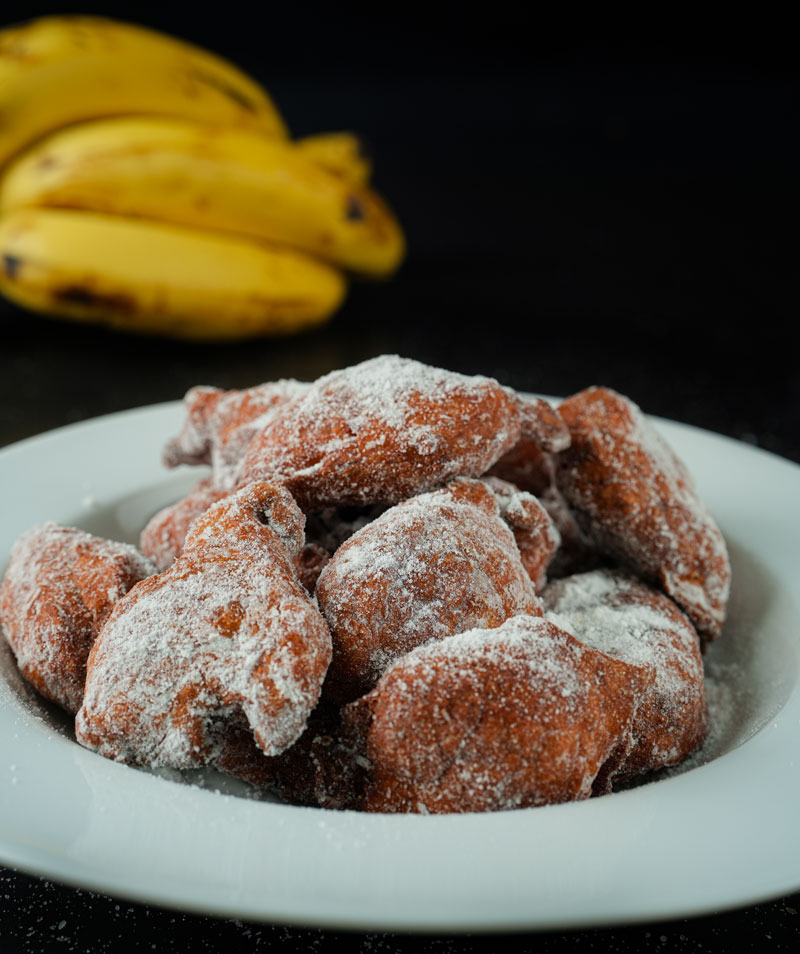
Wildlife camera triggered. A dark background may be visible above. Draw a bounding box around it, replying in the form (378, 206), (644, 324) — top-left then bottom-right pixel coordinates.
(1, 3), (798, 952)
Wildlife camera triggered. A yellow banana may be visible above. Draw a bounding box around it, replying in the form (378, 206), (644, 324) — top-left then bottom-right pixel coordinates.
(0, 116), (405, 277)
(0, 209), (346, 341)
(295, 132), (372, 185)
(0, 15), (287, 170)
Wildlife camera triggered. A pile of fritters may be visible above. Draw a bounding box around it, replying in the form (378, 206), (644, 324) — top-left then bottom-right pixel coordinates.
(0, 356), (730, 813)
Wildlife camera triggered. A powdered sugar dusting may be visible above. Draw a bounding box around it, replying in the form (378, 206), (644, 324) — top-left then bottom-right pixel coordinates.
(140, 478), (229, 571)
(238, 356), (538, 508)
(0, 522), (155, 713)
(347, 614), (651, 813)
(543, 568), (707, 775)
(76, 484), (332, 769)
(411, 615), (591, 696)
(556, 387), (731, 641)
(303, 355), (496, 432)
(483, 476), (561, 590)
(164, 380), (309, 490)
(316, 480), (541, 700)
(1, 359), (743, 814)
(211, 380), (310, 489)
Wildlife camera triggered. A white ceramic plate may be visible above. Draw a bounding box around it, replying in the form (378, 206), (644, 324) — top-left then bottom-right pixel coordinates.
(1, 402), (799, 932)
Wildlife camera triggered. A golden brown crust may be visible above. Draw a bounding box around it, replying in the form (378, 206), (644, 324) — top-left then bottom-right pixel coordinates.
(341, 615), (652, 813)
(315, 478), (542, 702)
(163, 380), (309, 488)
(2, 361), (730, 814)
(481, 476), (560, 591)
(140, 477), (229, 572)
(162, 385), (222, 468)
(75, 482), (332, 769)
(556, 387), (730, 642)
(237, 356), (569, 510)
(543, 569), (708, 782)
(0, 524), (154, 714)
(140, 478), (328, 593)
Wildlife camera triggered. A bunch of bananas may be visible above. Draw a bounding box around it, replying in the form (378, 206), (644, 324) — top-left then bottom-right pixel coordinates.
(0, 15), (405, 340)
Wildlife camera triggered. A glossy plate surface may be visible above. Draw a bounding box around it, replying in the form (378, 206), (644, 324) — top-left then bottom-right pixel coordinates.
(1, 402), (799, 931)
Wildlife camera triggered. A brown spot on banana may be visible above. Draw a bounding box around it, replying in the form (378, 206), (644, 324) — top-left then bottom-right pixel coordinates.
(345, 195), (366, 222)
(2, 254), (22, 279)
(186, 67), (259, 113)
(51, 284), (137, 314)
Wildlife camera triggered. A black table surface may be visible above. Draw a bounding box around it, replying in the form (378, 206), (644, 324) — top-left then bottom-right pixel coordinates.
(1, 4), (798, 952)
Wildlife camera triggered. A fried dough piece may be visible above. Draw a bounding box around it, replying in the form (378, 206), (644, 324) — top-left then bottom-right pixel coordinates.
(315, 478), (542, 702)
(0, 524), (154, 714)
(341, 615), (652, 813)
(544, 569), (707, 783)
(76, 482), (332, 769)
(555, 387), (730, 642)
(140, 477), (330, 593)
(163, 379), (309, 489)
(482, 476), (561, 591)
(237, 355), (570, 511)
(140, 477), (229, 572)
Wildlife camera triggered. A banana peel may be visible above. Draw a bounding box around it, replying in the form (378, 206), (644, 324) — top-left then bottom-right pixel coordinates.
(0, 16), (404, 340)
(0, 15), (287, 169)
(0, 117), (405, 278)
(0, 210), (346, 341)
